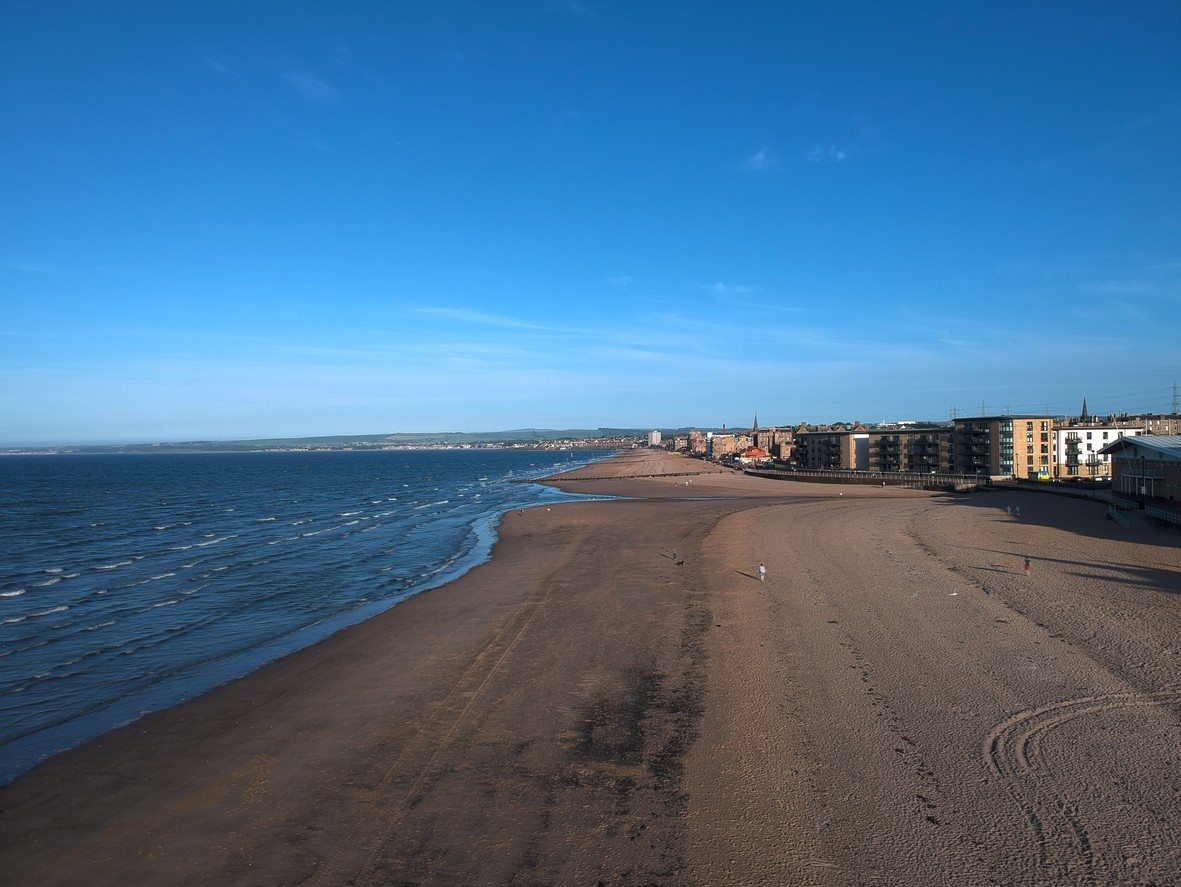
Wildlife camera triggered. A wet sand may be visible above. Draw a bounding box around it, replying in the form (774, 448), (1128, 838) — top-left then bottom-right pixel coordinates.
(1, 451), (1179, 885)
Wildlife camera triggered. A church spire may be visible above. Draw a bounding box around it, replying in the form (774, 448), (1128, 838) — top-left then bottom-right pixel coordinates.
(1081, 398), (1089, 421)
(752, 412), (759, 434)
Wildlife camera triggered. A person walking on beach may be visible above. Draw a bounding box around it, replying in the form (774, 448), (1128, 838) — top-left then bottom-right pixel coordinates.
(1023, 557), (1031, 576)
(759, 562), (766, 582)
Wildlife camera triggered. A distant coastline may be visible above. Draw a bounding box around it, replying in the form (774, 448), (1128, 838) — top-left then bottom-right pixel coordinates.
(0, 428), (707, 457)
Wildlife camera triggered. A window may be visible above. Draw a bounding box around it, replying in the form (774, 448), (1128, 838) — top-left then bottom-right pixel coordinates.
(1040, 421), (1048, 431)
(1026, 422), (1034, 431)
(1086, 432), (1092, 439)
(1041, 432), (1048, 442)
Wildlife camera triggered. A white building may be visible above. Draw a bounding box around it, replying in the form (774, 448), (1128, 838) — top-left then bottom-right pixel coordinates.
(647, 430), (662, 447)
(1052, 423), (1143, 478)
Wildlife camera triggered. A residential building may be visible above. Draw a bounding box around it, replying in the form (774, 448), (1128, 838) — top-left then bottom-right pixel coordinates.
(1099, 413), (1180, 435)
(794, 424), (870, 470)
(752, 420), (791, 455)
(708, 433), (739, 460)
(867, 428), (955, 473)
(953, 416), (1054, 480)
(647, 431), (662, 447)
(1140, 414), (1181, 435)
(770, 438), (796, 463)
(1053, 423), (1143, 478)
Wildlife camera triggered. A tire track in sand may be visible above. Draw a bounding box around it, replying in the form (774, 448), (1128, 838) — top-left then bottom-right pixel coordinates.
(983, 686), (1181, 883)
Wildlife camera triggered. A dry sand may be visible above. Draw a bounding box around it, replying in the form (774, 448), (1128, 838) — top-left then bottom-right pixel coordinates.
(1, 450), (1179, 885)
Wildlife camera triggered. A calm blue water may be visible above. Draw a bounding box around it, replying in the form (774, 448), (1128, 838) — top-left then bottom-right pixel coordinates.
(0, 449), (613, 785)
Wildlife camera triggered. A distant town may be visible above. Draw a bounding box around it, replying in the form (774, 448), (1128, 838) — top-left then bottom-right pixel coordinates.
(654, 401), (1180, 511)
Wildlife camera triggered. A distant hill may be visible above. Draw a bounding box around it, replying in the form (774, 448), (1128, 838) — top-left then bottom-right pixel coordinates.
(2, 428), (718, 455)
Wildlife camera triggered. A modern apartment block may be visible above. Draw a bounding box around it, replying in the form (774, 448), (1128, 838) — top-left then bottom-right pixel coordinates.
(707, 409), (1175, 481)
(794, 426), (869, 470)
(1053, 423), (1143, 478)
(867, 428), (955, 473)
(953, 416), (1054, 480)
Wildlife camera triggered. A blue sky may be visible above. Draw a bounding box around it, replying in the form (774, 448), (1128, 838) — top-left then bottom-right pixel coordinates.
(3, 2), (1180, 445)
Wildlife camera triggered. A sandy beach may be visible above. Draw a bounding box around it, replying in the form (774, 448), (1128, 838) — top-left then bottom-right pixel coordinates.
(1, 450), (1179, 885)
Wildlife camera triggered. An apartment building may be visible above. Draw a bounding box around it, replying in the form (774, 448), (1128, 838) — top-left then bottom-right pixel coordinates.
(1139, 414), (1181, 436)
(707, 432), (753, 460)
(953, 416), (1054, 480)
(753, 426), (791, 453)
(794, 426), (869, 470)
(1053, 423), (1143, 478)
(867, 428), (955, 474)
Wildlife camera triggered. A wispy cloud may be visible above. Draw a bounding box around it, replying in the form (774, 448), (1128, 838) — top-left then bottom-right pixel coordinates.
(806, 144), (849, 163)
(1076, 279), (1163, 296)
(607, 275), (633, 287)
(411, 306), (553, 330)
(201, 51), (237, 78)
(744, 149), (775, 171)
(701, 282), (758, 296)
(280, 68), (336, 102)
(4, 261), (71, 275)
(201, 44), (337, 103)
(1122, 102), (1181, 131)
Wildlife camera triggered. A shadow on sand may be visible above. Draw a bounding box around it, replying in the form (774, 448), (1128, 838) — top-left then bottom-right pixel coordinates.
(938, 490), (1181, 595)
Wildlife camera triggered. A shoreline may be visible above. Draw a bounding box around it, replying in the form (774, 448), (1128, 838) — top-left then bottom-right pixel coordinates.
(0, 448), (618, 788)
(2, 451), (1178, 884)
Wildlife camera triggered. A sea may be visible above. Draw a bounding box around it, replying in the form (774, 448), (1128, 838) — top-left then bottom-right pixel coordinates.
(0, 448), (615, 786)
